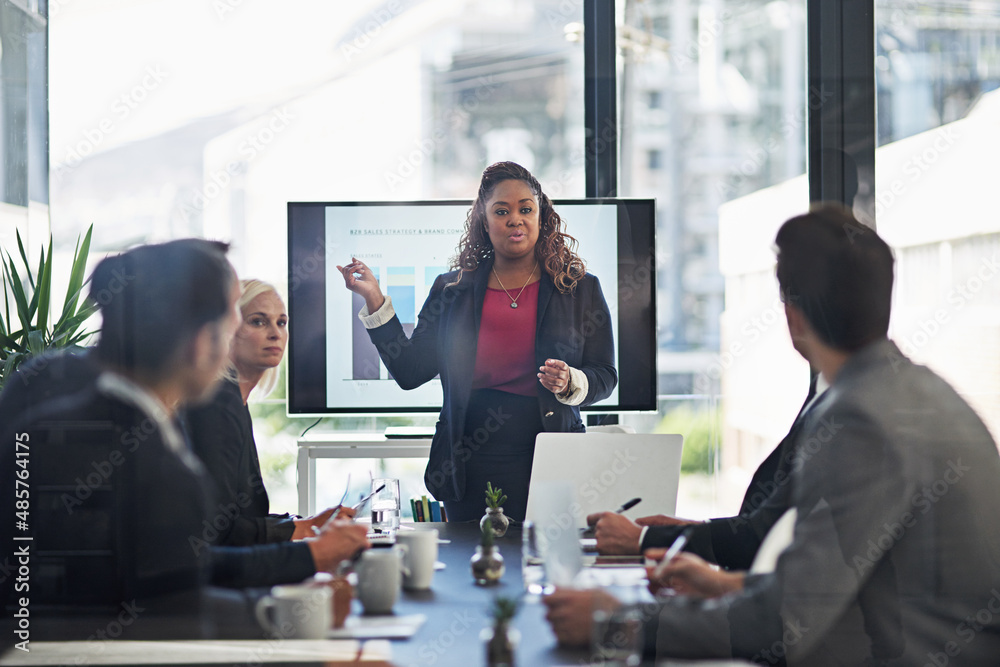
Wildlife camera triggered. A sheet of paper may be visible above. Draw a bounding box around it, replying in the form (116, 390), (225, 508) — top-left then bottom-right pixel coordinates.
(326, 613), (427, 640)
(1, 639), (392, 665)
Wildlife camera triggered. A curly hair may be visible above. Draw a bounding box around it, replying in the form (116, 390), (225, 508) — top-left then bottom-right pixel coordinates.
(450, 161), (586, 293)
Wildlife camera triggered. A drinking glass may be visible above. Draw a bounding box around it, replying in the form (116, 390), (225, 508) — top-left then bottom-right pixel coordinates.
(370, 478), (401, 531)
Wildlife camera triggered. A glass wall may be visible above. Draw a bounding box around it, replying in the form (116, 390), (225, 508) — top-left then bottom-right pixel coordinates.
(48, 0), (586, 510)
(44, 1), (999, 516)
(617, 0), (809, 517)
(873, 0), (1000, 442)
(0, 0), (48, 256)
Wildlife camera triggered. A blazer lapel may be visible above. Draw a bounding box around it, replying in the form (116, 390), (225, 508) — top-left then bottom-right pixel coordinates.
(535, 271), (555, 332)
(445, 267), (488, 415)
(472, 262), (491, 335)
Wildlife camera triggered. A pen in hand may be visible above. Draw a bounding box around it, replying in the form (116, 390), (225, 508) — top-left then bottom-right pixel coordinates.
(581, 498), (643, 537)
(615, 497), (642, 514)
(313, 483), (387, 534)
(652, 526), (694, 579)
(353, 483), (386, 512)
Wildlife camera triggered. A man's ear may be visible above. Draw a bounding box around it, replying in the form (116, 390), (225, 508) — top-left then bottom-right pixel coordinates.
(784, 302), (808, 341)
(189, 324), (222, 371)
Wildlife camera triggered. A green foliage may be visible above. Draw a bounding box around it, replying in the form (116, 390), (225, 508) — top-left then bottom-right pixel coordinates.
(258, 449), (295, 489)
(656, 405), (719, 474)
(485, 481), (507, 509)
(490, 595), (520, 625)
(0, 226), (98, 391)
(480, 521), (495, 548)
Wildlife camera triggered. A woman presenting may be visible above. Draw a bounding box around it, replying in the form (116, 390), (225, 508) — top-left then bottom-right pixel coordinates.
(338, 161), (617, 521)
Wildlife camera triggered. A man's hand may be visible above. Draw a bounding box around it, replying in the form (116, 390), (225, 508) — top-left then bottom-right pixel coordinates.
(543, 587), (622, 647)
(291, 506), (357, 541)
(644, 550), (745, 598)
(586, 512), (643, 555)
(305, 519), (370, 572)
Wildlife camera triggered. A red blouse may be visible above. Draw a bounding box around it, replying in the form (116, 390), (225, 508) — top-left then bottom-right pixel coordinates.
(471, 282), (540, 396)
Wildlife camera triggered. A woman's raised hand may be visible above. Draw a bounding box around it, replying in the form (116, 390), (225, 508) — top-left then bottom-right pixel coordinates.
(336, 257), (385, 313)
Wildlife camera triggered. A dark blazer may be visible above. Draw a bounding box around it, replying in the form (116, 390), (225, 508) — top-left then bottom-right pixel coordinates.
(183, 379), (295, 546)
(642, 374), (819, 569)
(643, 340), (1000, 664)
(366, 261), (617, 502)
(0, 354), (314, 641)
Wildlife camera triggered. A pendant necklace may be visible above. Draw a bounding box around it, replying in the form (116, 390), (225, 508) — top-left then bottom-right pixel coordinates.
(493, 261), (538, 309)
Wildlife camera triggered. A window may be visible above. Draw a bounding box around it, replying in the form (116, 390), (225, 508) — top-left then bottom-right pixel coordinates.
(618, 0), (808, 516)
(49, 0), (586, 275)
(874, 0), (1000, 442)
(48, 0), (586, 512)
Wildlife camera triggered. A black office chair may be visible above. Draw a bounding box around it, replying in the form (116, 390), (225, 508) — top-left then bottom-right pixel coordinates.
(31, 418), (134, 612)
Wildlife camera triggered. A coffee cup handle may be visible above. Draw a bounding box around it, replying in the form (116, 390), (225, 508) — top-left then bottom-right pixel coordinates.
(254, 596), (279, 636)
(395, 544), (410, 577)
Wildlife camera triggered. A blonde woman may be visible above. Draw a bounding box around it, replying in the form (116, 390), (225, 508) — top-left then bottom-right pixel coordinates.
(185, 279), (348, 545)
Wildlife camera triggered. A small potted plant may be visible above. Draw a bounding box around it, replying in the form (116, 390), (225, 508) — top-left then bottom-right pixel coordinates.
(471, 521), (505, 585)
(480, 595), (520, 666)
(481, 481), (510, 538)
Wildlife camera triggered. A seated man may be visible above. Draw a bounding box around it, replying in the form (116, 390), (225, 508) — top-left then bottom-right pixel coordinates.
(0, 240), (368, 642)
(545, 205), (1000, 664)
(589, 371), (825, 571)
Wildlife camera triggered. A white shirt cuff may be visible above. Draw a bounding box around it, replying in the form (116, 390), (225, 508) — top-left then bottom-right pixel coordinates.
(359, 294), (395, 329)
(555, 365), (589, 406)
(638, 525), (650, 551)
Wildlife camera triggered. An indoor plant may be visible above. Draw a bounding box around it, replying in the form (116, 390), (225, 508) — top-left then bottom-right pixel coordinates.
(0, 226), (97, 391)
(470, 521), (505, 585)
(480, 481), (510, 538)
(481, 594), (520, 667)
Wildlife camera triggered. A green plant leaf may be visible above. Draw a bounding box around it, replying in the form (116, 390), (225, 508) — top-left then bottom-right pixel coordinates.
(0, 330), (22, 353)
(26, 329), (46, 356)
(15, 231), (35, 292)
(4, 256), (32, 338)
(53, 292), (97, 343)
(2, 351), (26, 385)
(0, 273), (7, 340)
(35, 237), (54, 333)
(60, 224), (93, 323)
(52, 312), (96, 346)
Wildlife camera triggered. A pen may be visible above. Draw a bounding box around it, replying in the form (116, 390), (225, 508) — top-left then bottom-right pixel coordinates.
(581, 498), (643, 536)
(615, 497), (641, 514)
(652, 526), (694, 579)
(352, 483), (386, 512)
(313, 485), (385, 536)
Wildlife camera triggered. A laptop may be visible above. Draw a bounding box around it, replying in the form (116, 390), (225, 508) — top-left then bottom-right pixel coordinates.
(525, 432), (685, 528)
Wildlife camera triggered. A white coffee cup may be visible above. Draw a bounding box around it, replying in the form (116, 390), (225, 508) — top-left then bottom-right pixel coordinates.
(396, 528), (439, 590)
(355, 546), (406, 614)
(254, 584), (332, 639)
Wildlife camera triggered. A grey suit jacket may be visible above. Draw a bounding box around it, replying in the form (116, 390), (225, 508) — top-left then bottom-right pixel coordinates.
(643, 339), (1000, 665)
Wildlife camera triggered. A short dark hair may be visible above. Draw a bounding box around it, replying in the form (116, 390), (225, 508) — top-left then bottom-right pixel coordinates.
(90, 239), (233, 378)
(775, 204), (894, 352)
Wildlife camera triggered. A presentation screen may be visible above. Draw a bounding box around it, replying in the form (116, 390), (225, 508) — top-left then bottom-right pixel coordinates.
(287, 199), (656, 414)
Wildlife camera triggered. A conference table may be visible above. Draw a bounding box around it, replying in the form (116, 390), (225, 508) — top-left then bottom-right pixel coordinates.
(369, 521), (587, 666)
(3, 522), (749, 666)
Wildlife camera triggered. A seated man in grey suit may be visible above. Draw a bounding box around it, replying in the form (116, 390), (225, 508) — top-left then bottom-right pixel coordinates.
(587, 370), (823, 571)
(545, 204), (1000, 664)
